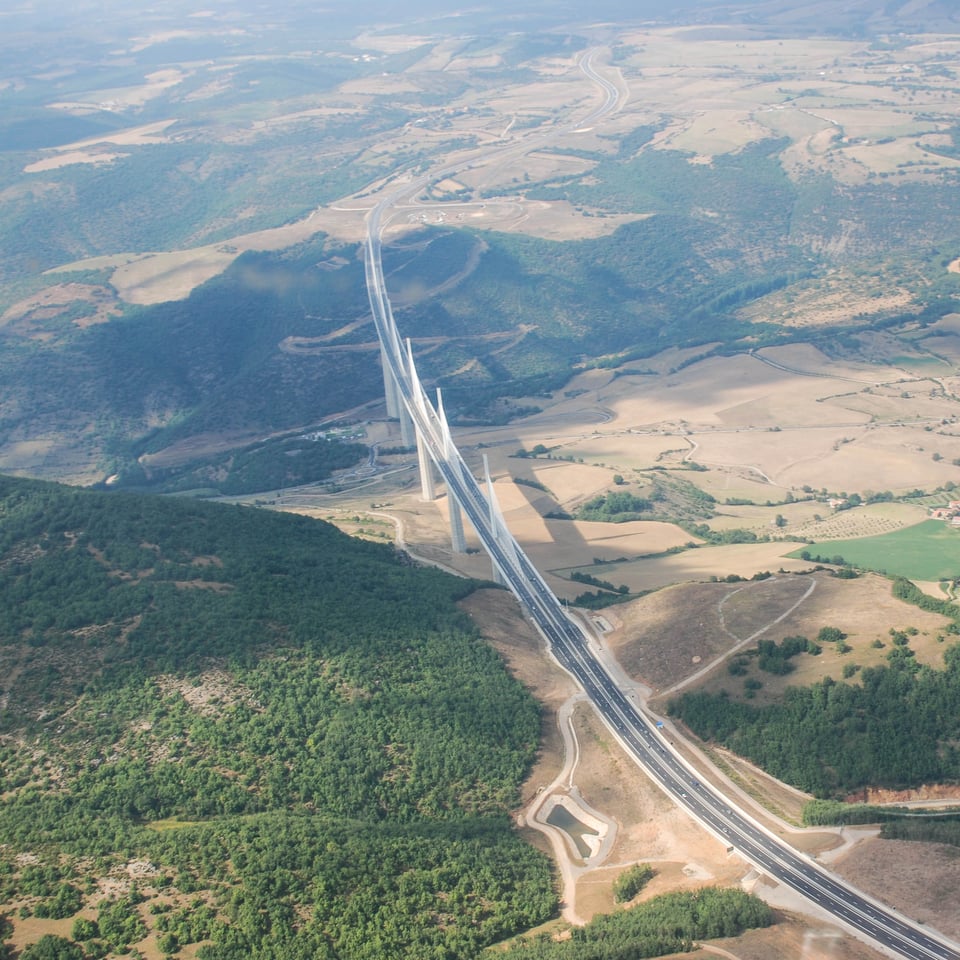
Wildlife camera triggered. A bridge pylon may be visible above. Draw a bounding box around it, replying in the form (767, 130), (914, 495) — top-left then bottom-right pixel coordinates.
(483, 455), (507, 585)
(435, 388), (467, 553)
(406, 338), (435, 502)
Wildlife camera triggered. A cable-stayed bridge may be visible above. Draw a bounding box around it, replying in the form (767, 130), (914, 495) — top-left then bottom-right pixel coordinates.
(360, 53), (960, 960)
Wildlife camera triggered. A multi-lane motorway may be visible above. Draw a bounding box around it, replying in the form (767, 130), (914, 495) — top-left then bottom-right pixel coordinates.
(360, 51), (960, 960)
(365, 209), (959, 960)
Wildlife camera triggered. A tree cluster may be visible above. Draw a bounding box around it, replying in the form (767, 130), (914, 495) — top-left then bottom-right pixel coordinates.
(577, 491), (651, 523)
(756, 635), (821, 675)
(612, 863), (654, 903)
(501, 888), (772, 958)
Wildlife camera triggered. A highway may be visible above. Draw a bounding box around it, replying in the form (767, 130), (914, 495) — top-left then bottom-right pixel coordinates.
(360, 51), (960, 960)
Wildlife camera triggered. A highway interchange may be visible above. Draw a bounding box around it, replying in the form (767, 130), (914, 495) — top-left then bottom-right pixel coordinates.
(361, 51), (960, 960)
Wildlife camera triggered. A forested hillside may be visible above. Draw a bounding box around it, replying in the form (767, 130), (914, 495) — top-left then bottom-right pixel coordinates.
(0, 475), (555, 959)
(670, 635), (960, 797)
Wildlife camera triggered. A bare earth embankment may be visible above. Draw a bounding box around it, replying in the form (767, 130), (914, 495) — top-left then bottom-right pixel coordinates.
(451, 564), (960, 954)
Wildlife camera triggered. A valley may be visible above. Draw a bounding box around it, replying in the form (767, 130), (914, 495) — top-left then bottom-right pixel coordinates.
(2, 1), (960, 958)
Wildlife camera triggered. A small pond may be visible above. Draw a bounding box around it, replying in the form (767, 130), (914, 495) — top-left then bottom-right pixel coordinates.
(546, 802), (599, 859)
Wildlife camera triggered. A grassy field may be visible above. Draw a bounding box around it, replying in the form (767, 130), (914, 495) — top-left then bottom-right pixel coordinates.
(791, 519), (960, 581)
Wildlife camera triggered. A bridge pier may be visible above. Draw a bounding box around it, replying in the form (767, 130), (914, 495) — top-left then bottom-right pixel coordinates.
(434, 387), (467, 553)
(416, 431), (435, 502)
(398, 406), (415, 449)
(381, 344), (415, 447)
(448, 492), (466, 554)
(380, 343), (401, 419)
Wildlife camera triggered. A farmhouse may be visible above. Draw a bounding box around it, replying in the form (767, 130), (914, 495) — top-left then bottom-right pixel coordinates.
(929, 501), (960, 524)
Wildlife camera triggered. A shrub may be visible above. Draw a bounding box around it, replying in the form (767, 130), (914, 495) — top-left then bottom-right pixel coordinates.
(612, 863), (655, 903)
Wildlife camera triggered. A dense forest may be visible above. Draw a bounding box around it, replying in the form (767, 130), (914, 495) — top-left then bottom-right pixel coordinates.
(0, 474), (555, 958)
(670, 635), (960, 797)
(115, 431), (369, 496)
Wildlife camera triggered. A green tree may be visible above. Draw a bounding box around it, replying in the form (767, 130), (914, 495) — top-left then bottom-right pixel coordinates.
(157, 931), (179, 955)
(97, 896), (148, 950)
(0, 475), (558, 956)
(35, 884), (83, 920)
(20, 936), (84, 960)
(70, 918), (98, 941)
